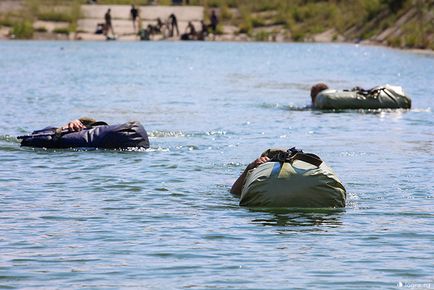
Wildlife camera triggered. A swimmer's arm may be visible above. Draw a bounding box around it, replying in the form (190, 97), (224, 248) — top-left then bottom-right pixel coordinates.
(62, 117), (97, 132)
(230, 156), (270, 196)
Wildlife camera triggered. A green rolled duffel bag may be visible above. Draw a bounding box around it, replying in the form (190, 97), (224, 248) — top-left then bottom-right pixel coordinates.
(314, 85), (411, 110)
(239, 148), (346, 208)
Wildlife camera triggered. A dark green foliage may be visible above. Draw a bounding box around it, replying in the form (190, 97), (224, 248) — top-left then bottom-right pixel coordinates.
(251, 17), (265, 28)
(37, 10), (73, 22)
(53, 27), (70, 34)
(12, 20), (34, 39)
(382, 0), (407, 13)
(35, 26), (48, 32)
(0, 16), (15, 27)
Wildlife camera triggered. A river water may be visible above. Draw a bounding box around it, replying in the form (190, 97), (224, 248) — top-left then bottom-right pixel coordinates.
(0, 41), (433, 289)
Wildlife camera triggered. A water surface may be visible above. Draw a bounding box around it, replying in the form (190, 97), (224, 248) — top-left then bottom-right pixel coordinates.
(0, 41), (433, 289)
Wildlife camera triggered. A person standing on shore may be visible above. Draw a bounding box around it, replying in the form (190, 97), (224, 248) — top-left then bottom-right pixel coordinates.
(210, 10), (218, 34)
(169, 13), (179, 37)
(104, 9), (115, 38)
(130, 5), (139, 33)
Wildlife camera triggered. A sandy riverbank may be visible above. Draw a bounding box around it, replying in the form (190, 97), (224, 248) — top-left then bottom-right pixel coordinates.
(0, 1), (432, 53)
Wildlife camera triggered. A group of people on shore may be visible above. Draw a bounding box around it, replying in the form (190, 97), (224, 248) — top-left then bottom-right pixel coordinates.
(140, 8), (219, 41)
(97, 5), (219, 41)
(180, 10), (219, 41)
(141, 13), (180, 40)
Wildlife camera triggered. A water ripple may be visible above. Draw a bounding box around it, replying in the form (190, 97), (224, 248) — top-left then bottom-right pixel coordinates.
(0, 41), (433, 289)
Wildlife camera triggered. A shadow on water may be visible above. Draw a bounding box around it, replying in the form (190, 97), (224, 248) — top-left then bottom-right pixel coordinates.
(0, 140), (152, 154)
(311, 108), (414, 115)
(259, 103), (311, 111)
(247, 207), (345, 228)
(259, 103), (424, 115)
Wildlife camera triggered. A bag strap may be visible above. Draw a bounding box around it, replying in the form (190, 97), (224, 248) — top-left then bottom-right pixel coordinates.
(268, 147), (323, 167)
(350, 86), (371, 96)
(291, 152), (323, 167)
(348, 86), (385, 98)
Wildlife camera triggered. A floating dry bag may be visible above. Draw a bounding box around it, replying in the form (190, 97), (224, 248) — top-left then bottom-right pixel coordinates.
(314, 85), (411, 110)
(240, 148), (346, 208)
(19, 121), (150, 149)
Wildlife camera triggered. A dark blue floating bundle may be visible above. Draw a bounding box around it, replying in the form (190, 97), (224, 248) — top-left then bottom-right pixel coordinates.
(19, 121), (150, 149)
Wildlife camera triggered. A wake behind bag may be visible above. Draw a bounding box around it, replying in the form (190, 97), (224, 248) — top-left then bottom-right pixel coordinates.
(314, 85), (411, 110)
(239, 148), (346, 208)
(19, 121), (150, 149)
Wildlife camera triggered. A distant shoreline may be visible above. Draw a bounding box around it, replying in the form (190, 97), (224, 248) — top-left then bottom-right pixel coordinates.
(1, 2), (432, 52)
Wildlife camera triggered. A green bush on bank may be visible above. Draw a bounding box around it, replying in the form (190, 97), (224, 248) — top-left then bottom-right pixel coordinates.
(37, 10), (73, 22)
(362, 0), (382, 21)
(96, 0), (151, 4)
(12, 20), (34, 39)
(254, 30), (280, 42)
(250, 0), (280, 13)
(238, 20), (252, 35)
(387, 36), (401, 48)
(251, 17), (265, 28)
(254, 30), (268, 41)
(269, 17), (287, 27)
(402, 21), (427, 49)
(215, 24), (224, 35)
(34, 26), (48, 32)
(219, 1), (232, 21)
(0, 16), (15, 27)
(291, 29), (304, 42)
(53, 27), (70, 34)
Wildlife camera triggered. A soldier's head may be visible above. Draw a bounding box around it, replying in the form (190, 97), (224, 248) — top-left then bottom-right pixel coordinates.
(310, 83), (329, 104)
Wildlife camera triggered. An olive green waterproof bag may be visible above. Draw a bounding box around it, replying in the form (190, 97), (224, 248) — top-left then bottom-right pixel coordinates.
(315, 85), (411, 110)
(240, 149), (346, 208)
